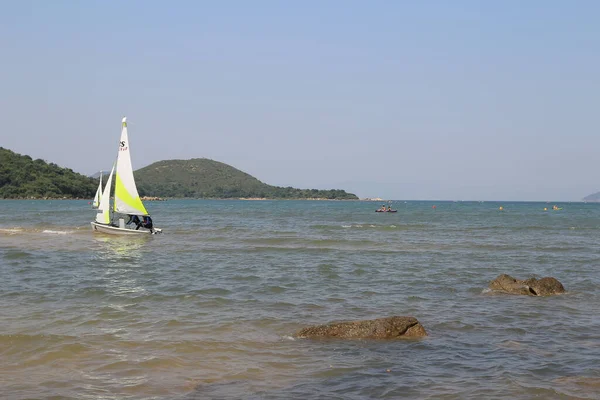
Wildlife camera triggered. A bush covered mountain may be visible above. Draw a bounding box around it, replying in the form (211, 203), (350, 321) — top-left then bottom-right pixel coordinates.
(0, 147), (97, 199)
(135, 158), (358, 199)
(0, 149), (357, 200)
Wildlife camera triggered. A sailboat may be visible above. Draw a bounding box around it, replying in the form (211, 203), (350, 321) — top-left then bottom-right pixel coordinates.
(90, 117), (162, 235)
(92, 171), (103, 208)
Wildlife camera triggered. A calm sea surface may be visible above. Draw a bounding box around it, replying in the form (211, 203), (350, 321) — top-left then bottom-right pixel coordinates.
(1, 199), (599, 399)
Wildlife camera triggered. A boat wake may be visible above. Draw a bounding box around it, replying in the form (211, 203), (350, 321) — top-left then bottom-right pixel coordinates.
(1, 227), (78, 236)
(42, 230), (73, 235)
(0, 228), (23, 235)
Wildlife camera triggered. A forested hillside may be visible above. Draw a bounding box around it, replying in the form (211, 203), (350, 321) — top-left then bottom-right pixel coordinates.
(0, 147), (97, 199)
(0, 149), (357, 200)
(135, 158), (358, 199)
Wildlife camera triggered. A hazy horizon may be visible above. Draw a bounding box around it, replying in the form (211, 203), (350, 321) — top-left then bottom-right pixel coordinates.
(1, 1), (598, 201)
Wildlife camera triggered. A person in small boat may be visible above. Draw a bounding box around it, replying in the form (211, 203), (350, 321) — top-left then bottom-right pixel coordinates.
(141, 216), (154, 232)
(126, 214), (142, 229)
(387, 206), (393, 211)
(378, 204), (386, 212)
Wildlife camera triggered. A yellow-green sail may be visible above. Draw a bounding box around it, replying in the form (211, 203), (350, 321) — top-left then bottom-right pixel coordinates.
(113, 117), (148, 216)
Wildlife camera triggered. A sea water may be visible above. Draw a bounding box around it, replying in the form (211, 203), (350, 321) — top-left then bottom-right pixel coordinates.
(0, 199), (599, 399)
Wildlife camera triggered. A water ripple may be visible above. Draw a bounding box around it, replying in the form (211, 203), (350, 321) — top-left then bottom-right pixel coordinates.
(1, 200), (599, 399)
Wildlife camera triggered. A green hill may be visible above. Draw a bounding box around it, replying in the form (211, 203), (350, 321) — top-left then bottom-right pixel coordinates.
(0, 147), (97, 199)
(135, 158), (358, 199)
(0, 148), (357, 200)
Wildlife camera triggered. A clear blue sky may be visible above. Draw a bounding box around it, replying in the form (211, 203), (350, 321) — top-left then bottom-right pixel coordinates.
(1, 1), (598, 201)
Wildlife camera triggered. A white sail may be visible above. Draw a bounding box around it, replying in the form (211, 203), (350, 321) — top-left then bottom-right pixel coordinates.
(113, 117), (148, 216)
(95, 164), (115, 224)
(92, 171), (103, 208)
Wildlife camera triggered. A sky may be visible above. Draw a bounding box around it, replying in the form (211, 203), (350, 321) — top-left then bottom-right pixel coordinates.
(0, 1), (599, 201)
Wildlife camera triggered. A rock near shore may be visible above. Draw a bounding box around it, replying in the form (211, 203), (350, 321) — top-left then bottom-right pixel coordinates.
(295, 316), (427, 339)
(489, 274), (565, 296)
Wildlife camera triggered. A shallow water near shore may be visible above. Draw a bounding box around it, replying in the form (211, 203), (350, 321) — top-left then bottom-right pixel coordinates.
(1, 199), (599, 399)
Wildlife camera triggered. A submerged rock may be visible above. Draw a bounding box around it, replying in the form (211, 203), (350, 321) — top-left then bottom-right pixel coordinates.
(295, 316), (427, 339)
(489, 274), (565, 296)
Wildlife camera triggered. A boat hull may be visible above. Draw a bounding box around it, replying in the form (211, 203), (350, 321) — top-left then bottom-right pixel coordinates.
(90, 222), (161, 235)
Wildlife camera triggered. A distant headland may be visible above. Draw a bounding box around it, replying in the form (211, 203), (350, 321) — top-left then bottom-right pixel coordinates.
(582, 192), (600, 202)
(0, 147), (358, 200)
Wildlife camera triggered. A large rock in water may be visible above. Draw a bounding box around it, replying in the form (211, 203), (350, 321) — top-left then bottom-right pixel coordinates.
(295, 316), (427, 339)
(489, 274), (565, 296)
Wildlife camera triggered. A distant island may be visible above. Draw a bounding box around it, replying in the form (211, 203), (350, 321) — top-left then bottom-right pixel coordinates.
(582, 192), (600, 202)
(0, 148), (358, 200)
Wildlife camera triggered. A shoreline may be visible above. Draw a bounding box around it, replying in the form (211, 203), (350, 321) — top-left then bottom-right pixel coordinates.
(0, 197), (357, 201)
(0, 198), (585, 203)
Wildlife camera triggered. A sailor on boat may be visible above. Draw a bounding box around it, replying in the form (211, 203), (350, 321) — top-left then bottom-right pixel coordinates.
(126, 214), (142, 229)
(126, 214), (155, 233)
(141, 216), (154, 232)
